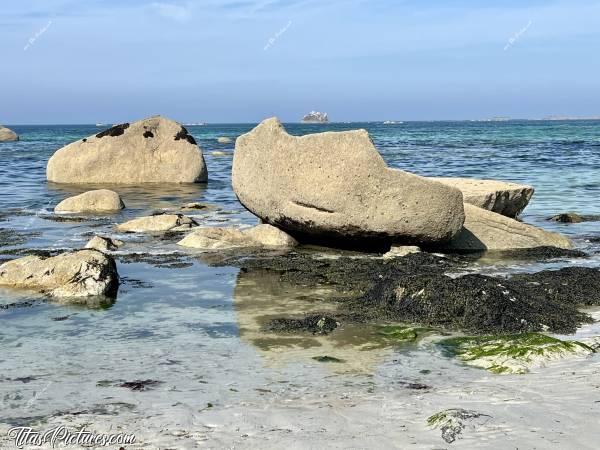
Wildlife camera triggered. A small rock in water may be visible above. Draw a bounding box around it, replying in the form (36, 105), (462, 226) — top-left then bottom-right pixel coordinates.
(0, 249), (119, 300)
(427, 408), (492, 443)
(264, 314), (340, 335)
(117, 379), (163, 391)
(180, 202), (217, 211)
(383, 245), (421, 258)
(549, 212), (600, 223)
(54, 189), (125, 213)
(117, 214), (197, 233)
(312, 355), (345, 363)
(85, 236), (124, 252)
(178, 224), (297, 250)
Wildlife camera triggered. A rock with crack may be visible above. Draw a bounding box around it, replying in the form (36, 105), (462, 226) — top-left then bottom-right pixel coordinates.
(233, 118), (465, 246)
(433, 177), (534, 217)
(85, 236), (124, 252)
(0, 125), (19, 142)
(0, 249), (118, 300)
(439, 204), (572, 252)
(116, 214), (197, 233)
(47, 116), (207, 183)
(178, 224), (298, 250)
(54, 189), (125, 213)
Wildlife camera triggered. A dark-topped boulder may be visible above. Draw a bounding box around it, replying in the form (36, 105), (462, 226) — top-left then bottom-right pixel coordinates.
(47, 116), (207, 183)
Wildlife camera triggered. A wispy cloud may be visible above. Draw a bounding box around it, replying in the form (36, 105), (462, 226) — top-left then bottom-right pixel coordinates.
(150, 2), (192, 22)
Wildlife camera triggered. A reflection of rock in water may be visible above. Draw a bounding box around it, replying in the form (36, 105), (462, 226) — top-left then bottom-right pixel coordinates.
(232, 267), (393, 373)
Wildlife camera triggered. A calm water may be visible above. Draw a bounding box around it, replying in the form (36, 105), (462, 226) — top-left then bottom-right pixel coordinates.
(1, 120), (600, 448)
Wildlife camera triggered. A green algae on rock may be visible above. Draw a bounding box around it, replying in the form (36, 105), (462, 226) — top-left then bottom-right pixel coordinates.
(376, 325), (434, 343)
(427, 408), (492, 443)
(439, 333), (594, 374)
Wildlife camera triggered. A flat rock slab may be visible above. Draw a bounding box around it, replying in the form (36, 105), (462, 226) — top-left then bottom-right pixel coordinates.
(178, 224), (298, 250)
(116, 214), (197, 233)
(434, 177), (534, 218)
(233, 118), (465, 245)
(47, 116), (207, 183)
(0, 249), (118, 299)
(55, 189), (124, 213)
(439, 204), (572, 252)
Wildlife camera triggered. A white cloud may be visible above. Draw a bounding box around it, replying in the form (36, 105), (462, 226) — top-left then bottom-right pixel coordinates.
(150, 2), (192, 22)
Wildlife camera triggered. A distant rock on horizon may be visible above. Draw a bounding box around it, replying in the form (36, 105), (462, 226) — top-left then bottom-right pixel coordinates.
(301, 111), (329, 123)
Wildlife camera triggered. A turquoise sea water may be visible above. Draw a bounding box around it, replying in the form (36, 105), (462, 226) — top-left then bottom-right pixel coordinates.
(1, 120), (600, 446)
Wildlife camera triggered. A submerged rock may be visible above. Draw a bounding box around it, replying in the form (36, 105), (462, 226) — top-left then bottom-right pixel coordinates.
(0, 125), (19, 142)
(0, 249), (118, 299)
(549, 212), (600, 223)
(439, 333), (594, 374)
(85, 236), (124, 252)
(54, 189), (125, 213)
(47, 116), (207, 184)
(233, 118), (465, 246)
(116, 214), (197, 233)
(178, 224), (298, 250)
(439, 204), (572, 252)
(427, 409), (492, 444)
(434, 177), (533, 217)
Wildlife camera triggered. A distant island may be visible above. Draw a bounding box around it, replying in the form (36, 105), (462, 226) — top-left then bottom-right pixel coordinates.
(302, 111), (329, 123)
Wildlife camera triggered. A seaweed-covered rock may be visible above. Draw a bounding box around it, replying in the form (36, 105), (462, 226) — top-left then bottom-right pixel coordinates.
(233, 118), (465, 246)
(439, 333), (594, 374)
(0, 125), (19, 142)
(47, 116), (207, 183)
(434, 177), (533, 217)
(116, 214), (197, 233)
(0, 249), (118, 299)
(440, 204), (572, 252)
(178, 224), (297, 250)
(427, 409), (492, 444)
(54, 189), (124, 213)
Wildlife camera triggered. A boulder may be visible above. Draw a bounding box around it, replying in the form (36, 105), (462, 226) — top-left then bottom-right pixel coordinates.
(54, 189), (124, 213)
(0, 249), (118, 298)
(440, 204), (572, 252)
(85, 236), (124, 252)
(116, 214), (197, 233)
(383, 245), (421, 258)
(0, 125), (19, 142)
(434, 177), (534, 217)
(232, 118), (465, 245)
(178, 224), (298, 250)
(47, 116), (207, 183)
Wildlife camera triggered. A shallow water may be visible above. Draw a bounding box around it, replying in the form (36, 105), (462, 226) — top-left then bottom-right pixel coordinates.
(1, 120), (600, 448)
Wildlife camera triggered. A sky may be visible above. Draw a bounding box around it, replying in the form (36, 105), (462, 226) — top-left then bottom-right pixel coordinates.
(1, 0), (600, 123)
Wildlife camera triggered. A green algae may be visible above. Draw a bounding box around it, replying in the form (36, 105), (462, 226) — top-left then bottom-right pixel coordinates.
(439, 333), (594, 374)
(427, 408), (491, 443)
(376, 325), (433, 343)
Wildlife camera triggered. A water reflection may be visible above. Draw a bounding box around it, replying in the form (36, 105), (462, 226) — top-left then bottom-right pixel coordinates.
(232, 267), (394, 373)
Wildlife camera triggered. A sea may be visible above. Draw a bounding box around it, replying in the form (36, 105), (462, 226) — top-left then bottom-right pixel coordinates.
(1, 120), (600, 448)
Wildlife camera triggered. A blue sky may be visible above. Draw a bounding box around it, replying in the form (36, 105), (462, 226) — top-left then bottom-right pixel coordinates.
(1, 0), (600, 123)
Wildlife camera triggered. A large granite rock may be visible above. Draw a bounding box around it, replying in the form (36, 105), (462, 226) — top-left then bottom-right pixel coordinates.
(116, 214), (197, 233)
(440, 204), (572, 252)
(47, 116), (207, 183)
(0, 125), (18, 142)
(178, 224), (298, 250)
(54, 189), (124, 213)
(434, 177), (534, 218)
(233, 118), (465, 245)
(0, 250), (118, 298)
